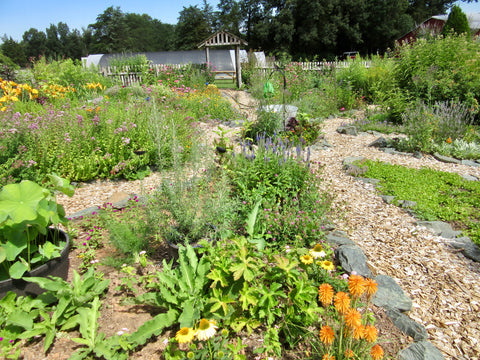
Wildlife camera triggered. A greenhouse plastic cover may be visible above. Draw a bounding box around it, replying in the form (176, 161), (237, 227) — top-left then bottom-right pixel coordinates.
(98, 50), (235, 71)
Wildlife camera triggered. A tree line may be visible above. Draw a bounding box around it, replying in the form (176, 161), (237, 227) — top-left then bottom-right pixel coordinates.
(0, 0), (477, 67)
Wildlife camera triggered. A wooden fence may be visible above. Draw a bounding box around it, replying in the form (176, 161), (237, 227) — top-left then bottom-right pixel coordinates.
(99, 61), (370, 86)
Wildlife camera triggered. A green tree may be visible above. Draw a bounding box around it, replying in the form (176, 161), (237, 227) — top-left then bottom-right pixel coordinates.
(125, 13), (158, 51)
(442, 4), (471, 36)
(153, 22), (176, 51)
(239, 0), (265, 45)
(45, 23), (64, 59)
(215, 0), (243, 34)
(292, 0), (365, 59)
(89, 6), (129, 53)
(22, 28), (47, 61)
(361, 0), (414, 54)
(175, 5), (212, 50)
(0, 36), (26, 67)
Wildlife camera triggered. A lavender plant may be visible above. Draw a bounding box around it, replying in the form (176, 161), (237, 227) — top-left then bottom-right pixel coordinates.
(399, 100), (475, 154)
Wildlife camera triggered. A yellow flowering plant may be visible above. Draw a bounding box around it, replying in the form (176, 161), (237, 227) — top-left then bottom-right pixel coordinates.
(0, 78), (39, 111)
(299, 243), (339, 286)
(165, 320), (247, 360)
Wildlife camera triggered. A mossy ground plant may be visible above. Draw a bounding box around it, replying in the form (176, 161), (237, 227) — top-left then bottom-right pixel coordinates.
(358, 160), (480, 245)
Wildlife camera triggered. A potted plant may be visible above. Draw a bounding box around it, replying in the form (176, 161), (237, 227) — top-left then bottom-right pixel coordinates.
(0, 174), (74, 298)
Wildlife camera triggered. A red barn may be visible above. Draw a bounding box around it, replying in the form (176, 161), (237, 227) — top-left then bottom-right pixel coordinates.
(397, 13), (480, 45)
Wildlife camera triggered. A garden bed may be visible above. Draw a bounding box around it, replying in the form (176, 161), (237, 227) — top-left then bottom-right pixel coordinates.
(12, 93), (480, 359)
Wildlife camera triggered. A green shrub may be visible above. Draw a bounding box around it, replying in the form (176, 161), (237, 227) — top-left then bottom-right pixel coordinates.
(394, 34), (480, 120)
(151, 170), (239, 245)
(226, 134), (332, 247)
(0, 87), (198, 183)
(31, 58), (112, 94)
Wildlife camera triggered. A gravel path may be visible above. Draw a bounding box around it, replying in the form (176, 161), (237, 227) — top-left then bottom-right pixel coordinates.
(57, 92), (480, 359)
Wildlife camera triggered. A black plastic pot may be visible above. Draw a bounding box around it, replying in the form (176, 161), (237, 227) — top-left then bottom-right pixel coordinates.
(0, 228), (70, 299)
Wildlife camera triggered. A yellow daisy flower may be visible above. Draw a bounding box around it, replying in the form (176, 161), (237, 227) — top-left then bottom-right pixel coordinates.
(300, 254), (314, 265)
(175, 327), (195, 343)
(320, 260), (335, 271)
(309, 244), (326, 259)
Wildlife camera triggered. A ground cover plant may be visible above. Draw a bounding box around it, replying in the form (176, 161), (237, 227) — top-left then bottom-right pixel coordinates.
(354, 159), (480, 245)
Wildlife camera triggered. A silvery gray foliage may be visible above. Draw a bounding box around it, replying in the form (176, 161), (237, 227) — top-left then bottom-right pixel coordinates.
(403, 100), (474, 143)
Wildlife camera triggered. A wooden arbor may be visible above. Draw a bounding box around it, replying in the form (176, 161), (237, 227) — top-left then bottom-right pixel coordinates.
(197, 31), (248, 88)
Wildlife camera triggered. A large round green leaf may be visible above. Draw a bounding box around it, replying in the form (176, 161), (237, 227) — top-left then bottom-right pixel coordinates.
(0, 246), (6, 264)
(0, 181), (45, 225)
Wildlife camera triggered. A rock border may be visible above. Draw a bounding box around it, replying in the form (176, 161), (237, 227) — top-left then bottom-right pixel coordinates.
(328, 229), (445, 360)
(339, 150), (480, 359)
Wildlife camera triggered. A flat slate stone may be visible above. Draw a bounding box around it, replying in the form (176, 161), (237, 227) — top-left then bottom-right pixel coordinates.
(372, 274), (412, 312)
(385, 307), (428, 341)
(398, 341), (444, 360)
(380, 195), (396, 204)
(413, 151), (423, 159)
(398, 200), (417, 209)
(382, 147), (396, 154)
(416, 221), (462, 239)
(461, 159), (480, 167)
(336, 125), (358, 136)
(68, 206), (101, 220)
(462, 174), (478, 181)
(449, 237), (480, 262)
(432, 152), (461, 164)
(356, 177), (381, 185)
(334, 245), (373, 278)
(343, 156), (366, 167)
(369, 137), (388, 148)
(326, 233), (356, 246)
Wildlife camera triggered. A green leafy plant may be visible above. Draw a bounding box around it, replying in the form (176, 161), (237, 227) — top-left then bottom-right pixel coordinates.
(398, 100), (475, 153)
(394, 34), (480, 118)
(0, 267), (110, 357)
(213, 126), (239, 165)
(0, 174), (74, 280)
(69, 297), (130, 360)
(152, 170), (237, 245)
(128, 243), (211, 328)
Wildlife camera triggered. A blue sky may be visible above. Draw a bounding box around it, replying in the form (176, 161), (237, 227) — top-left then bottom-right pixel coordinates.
(0, 0), (219, 42)
(1, 0), (479, 42)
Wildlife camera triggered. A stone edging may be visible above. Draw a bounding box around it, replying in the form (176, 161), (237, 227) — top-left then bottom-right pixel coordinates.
(327, 229), (445, 360)
(338, 152), (480, 360)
